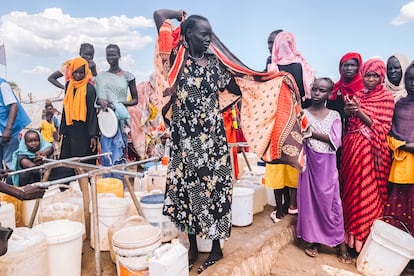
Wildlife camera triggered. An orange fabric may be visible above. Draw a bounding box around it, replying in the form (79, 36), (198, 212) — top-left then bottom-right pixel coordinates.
(222, 108), (239, 179)
(63, 57), (91, 125)
(154, 27), (308, 170)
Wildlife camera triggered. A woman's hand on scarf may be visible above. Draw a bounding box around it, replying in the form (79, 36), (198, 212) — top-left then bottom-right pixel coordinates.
(344, 95), (359, 116)
(303, 129), (313, 139)
(178, 10), (187, 21)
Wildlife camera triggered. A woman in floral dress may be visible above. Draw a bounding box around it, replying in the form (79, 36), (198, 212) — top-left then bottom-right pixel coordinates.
(155, 11), (241, 273)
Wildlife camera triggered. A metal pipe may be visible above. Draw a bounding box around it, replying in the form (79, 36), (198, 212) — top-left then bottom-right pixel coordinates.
(8, 152), (112, 176)
(112, 156), (160, 169)
(228, 142), (249, 148)
(241, 148), (252, 172)
(49, 160), (145, 178)
(35, 173), (90, 188)
(89, 174), (102, 276)
(124, 176), (144, 217)
(28, 167), (53, 227)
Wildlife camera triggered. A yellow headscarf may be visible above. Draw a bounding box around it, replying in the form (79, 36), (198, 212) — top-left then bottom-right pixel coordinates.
(63, 57), (92, 125)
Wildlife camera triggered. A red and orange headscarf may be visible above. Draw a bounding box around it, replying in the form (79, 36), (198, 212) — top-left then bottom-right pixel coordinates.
(361, 58), (386, 92)
(331, 52), (364, 100)
(63, 57), (91, 125)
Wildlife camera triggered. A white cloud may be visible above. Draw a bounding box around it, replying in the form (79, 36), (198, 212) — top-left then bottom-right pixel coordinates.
(24, 65), (52, 74)
(0, 8), (154, 57)
(391, 1), (414, 25)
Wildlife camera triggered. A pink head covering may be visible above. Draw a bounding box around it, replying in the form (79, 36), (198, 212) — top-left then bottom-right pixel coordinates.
(267, 31), (315, 99)
(362, 58), (386, 84)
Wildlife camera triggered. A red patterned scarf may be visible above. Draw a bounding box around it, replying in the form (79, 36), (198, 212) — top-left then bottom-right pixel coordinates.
(331, 52), (364, 100)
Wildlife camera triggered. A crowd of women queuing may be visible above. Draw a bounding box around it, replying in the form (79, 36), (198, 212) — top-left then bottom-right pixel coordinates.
(1, 7), (414, 273)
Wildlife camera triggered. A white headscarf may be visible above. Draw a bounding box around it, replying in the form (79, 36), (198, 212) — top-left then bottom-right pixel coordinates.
(385, 53), (409, 102)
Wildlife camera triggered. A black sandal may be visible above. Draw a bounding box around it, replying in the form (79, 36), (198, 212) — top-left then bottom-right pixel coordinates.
(304, 243), (320, 258)
(337, 252), (353, 264)
(336, 246), (353, 264)
(197, 254), (223, 274)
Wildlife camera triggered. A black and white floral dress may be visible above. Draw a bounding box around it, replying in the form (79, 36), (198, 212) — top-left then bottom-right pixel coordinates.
(163, 54), (233, 240)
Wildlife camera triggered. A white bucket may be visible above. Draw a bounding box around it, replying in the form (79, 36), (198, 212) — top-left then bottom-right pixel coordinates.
(108, 216), (148, 263)
(196, 236), (225, 253)
(140, 194), (178, 242)
(242, 166), (275, 207)
(124, 191), (147, 216)
(0, 227), (48, 276)
(33, 220), (84, 276)
(90, 196), (130, 251)
(149, 239), (189, 276)
(112, 224), (162, 276)
(357, 219), (414, 276)
(236, 177), (266, 214)
(232, 187), (254, 226)
(0, 201), (15, 228)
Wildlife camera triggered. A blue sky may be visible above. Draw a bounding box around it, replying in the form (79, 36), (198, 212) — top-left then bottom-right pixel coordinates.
(0, 1), (413, 102)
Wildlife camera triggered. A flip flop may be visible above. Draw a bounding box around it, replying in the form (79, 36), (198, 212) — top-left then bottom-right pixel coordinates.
(338, 250), (352, 264)
(270, 211), (281, 223)
(337, 252), (353, 264)
(304, 244), (320, 258)
(197, 255), (223, 274)
(288, 208), (298, 215)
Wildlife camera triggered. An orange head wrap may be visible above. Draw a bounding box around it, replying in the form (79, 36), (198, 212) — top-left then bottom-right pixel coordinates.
(63, 57), (92, 125)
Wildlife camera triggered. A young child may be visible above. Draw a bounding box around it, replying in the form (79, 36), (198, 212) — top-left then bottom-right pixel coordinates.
(40, 110), (58, 143)
(11, 130), (54, 186)
(44, 102), (60, 130)
(296, 77), (351, 263)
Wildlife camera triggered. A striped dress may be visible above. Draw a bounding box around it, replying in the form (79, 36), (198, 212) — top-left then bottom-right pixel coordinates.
(341, 86), (394, 252)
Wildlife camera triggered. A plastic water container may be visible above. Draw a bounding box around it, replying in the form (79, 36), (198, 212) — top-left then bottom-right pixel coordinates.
(242, 165), (274, 206)
(108, 216), (148, 263)
(21, 188), (61, 227)
(97, 177), (124, 198)
(90, 196), (130, 251)
(112, 224), (162, 276)
(357, 219), (414, 276)
(0, 227), (48, 276)
(140, 193), (178, 242)
(39, 202), (83, 223)
(196, 236), (225, 253)
(0, 193), (23, 227)
(124, 191), (147, 216)
(236, 177), (267, 214)
(33, 220), (84, 276)
(0, 201), (16, 228)
(146, 165), (167, 194)
(149, 239), (189, 276)
(232, 187), (255, 226)
(237, 152), (260, 179)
